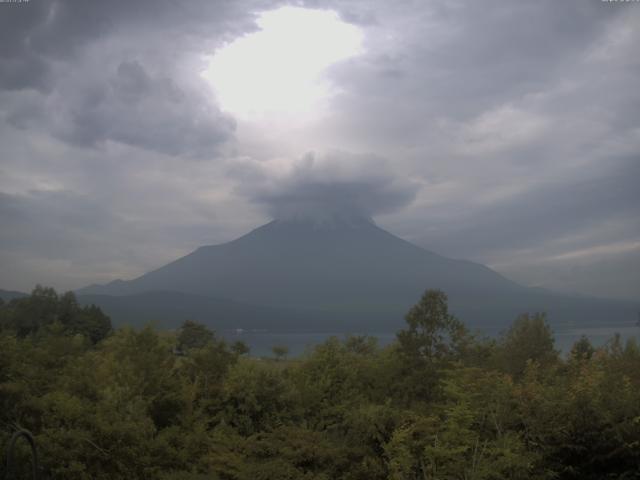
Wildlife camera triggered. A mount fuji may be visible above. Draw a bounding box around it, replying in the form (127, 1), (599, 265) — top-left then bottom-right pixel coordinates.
(77, 215), (638, 332)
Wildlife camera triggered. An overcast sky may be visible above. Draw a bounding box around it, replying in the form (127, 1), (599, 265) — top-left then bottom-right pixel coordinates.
(1, 0), (638, 300)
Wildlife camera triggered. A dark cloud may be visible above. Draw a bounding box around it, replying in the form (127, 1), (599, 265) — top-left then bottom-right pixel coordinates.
(0, 53), (51, 92)
(0, 0), (269, 91)
(496, 246), (640, 301)
(0, 1), (53, 91)
(410, 157), (640, 259)
(4, 59), (236, 157)
(242, 152), (419, 222)
(0, 188), (147, 290)
(0, 185), (245, 290)
(316, 0), (626, 148)
(0, 0), (277, 157)
(58, 60), (235, 157)
(0, 190), (120, 260)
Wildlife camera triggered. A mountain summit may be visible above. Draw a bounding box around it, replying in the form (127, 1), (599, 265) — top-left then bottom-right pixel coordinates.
(79, 217), (520, 307)
(78, 218), (638, 331)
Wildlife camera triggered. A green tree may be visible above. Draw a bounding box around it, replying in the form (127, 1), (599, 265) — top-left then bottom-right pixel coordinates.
(397, 290), (467, 361)
(177, 320), (214, 352)
(344, 335), (378, 355)
(231, 340), (250, 356)
(77, 304), (112, 344)
(6, 285), (59, 336)
(220, 359), (293, 435)
(496, 312), (558, 378)
(395, 289), (468, 402)
(0, 287), (111, 343)
(570, 335), (595, 362)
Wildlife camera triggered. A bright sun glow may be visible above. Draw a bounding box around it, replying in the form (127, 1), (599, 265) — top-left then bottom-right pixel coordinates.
(202, 7), (363, 119)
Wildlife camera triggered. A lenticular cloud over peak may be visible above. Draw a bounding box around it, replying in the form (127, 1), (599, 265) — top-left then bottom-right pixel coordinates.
(247, 151), (420, 223)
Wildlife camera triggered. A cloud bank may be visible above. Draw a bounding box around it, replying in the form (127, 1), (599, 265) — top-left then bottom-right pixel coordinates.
(245, 152), (419, 222)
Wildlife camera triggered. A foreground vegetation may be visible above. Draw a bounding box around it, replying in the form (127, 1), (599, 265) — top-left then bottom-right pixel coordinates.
(1, 287), (639, 479)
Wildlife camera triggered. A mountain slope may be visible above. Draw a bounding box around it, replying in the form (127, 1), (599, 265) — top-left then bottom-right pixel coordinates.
(76, 291), (334, 331)
(78, 218), (639, 330)
(80, 219), (521, 299)
(0, 289), (28, 302)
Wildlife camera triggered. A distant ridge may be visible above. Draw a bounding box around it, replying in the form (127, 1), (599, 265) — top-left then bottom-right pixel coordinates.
(76, 291), (335, 331)
(0, 289), (28, 302)
(78, 217), (639, 331)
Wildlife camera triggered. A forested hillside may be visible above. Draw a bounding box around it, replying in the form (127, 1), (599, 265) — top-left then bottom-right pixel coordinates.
(1, 287), (639, 479)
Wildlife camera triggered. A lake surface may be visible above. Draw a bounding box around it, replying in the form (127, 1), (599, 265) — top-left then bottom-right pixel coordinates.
(220, 321), (640, 358)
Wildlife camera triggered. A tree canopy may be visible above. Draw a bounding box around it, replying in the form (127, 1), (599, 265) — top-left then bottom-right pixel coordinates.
(0, 285), (111, 343)
(1, 287), (638, 479)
